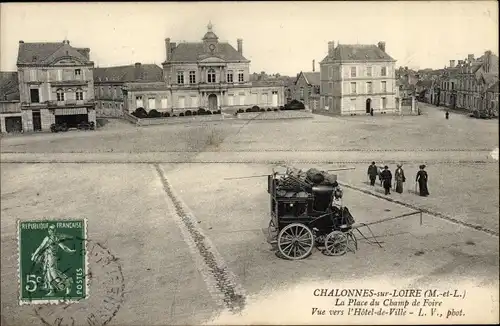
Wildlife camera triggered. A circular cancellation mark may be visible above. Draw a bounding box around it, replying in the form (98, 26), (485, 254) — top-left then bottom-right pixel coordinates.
(30, 239), (125, 326)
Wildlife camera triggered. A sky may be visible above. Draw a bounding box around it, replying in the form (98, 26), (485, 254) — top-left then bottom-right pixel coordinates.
(1, 1), (498, 76)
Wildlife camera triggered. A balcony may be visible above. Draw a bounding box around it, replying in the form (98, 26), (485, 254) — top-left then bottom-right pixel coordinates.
(46, 99), (95, 108)
(50, 79), (89, 87)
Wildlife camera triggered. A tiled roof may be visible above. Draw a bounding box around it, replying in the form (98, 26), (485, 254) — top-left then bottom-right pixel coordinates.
(94, 64), (163, 83)
(321, 44), (395, 63)
(169, 42), (248, 62)
(0, 72), (20, 101)
(486, 80), (499, 93)
(303, 72), (320, 86)
(416, 79), (433, 88)
(251, 79), (284, 87)
(482, 72), (499, 86)
(17, 41), (90, 65)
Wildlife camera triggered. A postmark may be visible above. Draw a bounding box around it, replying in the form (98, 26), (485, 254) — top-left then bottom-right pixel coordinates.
(18, 218), (125, 326)
(33, 240), (125, 326)
(18, 219), (89, 305)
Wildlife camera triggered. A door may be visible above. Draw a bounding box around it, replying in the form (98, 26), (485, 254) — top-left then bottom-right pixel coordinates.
(208, 94), (217, 111)
(32, 111), (42, 131)
(272, 92), (278, 107)
(365, 98), (371, 113)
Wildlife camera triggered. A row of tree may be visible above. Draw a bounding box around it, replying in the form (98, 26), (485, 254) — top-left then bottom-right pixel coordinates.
(131, 107), (221, 118)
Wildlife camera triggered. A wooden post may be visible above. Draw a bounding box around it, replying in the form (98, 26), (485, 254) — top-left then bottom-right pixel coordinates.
(420, 211), (423, 225)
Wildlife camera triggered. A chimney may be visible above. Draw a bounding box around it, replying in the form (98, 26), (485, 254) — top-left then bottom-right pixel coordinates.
(328, 41), (335, 55)
(377, 41), (386, 52)
(237, 39), (243, 55)
(484, 50), (492, 72)
(312, 60), (315, 72)
(467, 54), (475, 62)
(449, 60), (455, 68)
(170, 42), (177, 57)
(19, 40), (24, 44)
(81, 48), (90, 60)
(165, 38), (171, 61)
(134, 63), (142, 80)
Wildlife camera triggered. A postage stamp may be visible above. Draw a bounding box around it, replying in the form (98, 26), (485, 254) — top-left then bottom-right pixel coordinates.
(18, 219), (88, 305)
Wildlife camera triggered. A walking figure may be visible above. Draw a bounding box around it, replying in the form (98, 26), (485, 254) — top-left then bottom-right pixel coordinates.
(416, 165), (430, 197)
(31, 225), (75, 296)
(367, 161), (378, 186)
(380, 166), (392, 195)
(370, 107), (374, 116)
(445, 111), (449, 119)
(394, 163), (406, 194)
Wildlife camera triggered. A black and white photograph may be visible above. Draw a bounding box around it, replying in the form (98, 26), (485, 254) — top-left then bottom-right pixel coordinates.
(1, 1), (498, 325)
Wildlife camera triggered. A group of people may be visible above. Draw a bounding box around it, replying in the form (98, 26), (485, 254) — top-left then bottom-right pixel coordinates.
(367, 162), (430, 197)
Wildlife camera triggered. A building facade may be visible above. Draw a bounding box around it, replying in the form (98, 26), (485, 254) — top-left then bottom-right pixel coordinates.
(292, 70), (320, 111)
(0, 72), (22, 133)
(318, 41), (397, 115)
(15, 40), (96, 132)
(95, 23), (285, 116)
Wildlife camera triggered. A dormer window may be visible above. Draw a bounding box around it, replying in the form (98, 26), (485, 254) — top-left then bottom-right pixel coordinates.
(32, 56), (37, 62)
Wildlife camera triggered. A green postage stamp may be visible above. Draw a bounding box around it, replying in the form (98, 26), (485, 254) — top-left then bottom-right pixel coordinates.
(17, 219), (88, 305)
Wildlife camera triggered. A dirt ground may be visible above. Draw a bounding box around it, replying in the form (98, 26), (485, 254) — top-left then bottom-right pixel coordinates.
(1, 104), (498, 325)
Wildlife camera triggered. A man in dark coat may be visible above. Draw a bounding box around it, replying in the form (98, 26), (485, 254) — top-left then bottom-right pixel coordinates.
(416, 165), (430, 196)
(380, 166), (392, 195)
(367, 162), (378, 186)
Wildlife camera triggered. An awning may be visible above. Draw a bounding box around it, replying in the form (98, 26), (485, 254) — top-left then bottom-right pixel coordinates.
(54, 108), (88, 115)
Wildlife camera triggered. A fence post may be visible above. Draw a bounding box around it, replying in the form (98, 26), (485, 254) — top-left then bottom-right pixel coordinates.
(420, 211), (423, 225)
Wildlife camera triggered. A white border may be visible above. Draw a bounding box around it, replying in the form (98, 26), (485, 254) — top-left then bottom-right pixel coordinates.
(17, 218), (89, 305)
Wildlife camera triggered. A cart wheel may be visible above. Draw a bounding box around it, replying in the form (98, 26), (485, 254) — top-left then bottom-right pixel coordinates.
(277, 223), (314, 260)
(324, 231), (348, 256)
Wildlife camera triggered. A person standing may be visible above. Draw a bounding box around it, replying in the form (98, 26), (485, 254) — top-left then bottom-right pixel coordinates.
(380, 166), (392, 195)
(445, 110), (449, 119)
(416, 165), (430, 196)
(370, 107), (374, 116)
(367, 162), (378, 186)
(394, 163), (406, 194)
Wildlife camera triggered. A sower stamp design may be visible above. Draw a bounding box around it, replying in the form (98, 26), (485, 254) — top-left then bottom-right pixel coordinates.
(18, 219), (88, 305)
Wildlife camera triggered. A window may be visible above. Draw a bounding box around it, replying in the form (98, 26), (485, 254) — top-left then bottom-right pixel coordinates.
(350, 98), (356, 112)
(238, 71), (244, 82)
(76, 89), (84, 101)
(238, 93), (245, 105)
(207, 69), (216, 83)
(178, 97), (185, 109)
(300, 87), (304, 99)
(161, 98), (168, 109)
(382, 97), (387, 109)
(75, 69), (82, 79)
(451, 82), (455, 90)
(228, 95), (234, 106)
(329, 82), (333, 93)
(148, 98), (156, 110)
(227, 71), (233, 83)
(261, 93), (268, 104)
(189, 71), (196, 84)
(350, 67), (356, 77)
(329, 67), (333, 79)
(366, 67), (372, 77)
(177, 71), (184, 84)
(57, 69), (62, 81)
(56, 89), (65, 101)
(30, 88), (40, 103)
(381, 81), (387, 93)
(350, 82), (357, 94)
(136, 96), (143, 108)
(381, 67), (387, 77)
(366, 82), (372, 94)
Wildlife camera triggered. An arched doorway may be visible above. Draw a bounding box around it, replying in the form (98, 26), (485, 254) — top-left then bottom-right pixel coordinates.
(208, 94), (218, 111)
(365, 98), (372, 113)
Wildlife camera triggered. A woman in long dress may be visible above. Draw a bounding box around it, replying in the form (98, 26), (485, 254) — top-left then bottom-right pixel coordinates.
(416, 165), (430, 196)
(31, 225), (75, 296)
(394, 164), (406, 194)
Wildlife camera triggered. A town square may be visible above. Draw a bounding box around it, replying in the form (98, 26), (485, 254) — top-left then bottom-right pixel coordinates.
(1, 2), (498, 325)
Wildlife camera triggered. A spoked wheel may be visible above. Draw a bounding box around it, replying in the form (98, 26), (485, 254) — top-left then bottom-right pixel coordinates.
(277, 223), (314, 260)
(324, 231), (348, 256)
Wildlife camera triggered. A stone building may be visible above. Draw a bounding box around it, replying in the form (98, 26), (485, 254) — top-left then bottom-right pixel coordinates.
(95, 23), (285, 116)
(318, 41), (397, 115)
(15, 40), (96, 132)
(94, 63), (164, 117)
(293, 68), (320, 111)
(0, 72), (22, 133)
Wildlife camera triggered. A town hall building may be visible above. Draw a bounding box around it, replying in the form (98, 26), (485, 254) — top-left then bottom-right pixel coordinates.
(95, 22), (285, 116)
